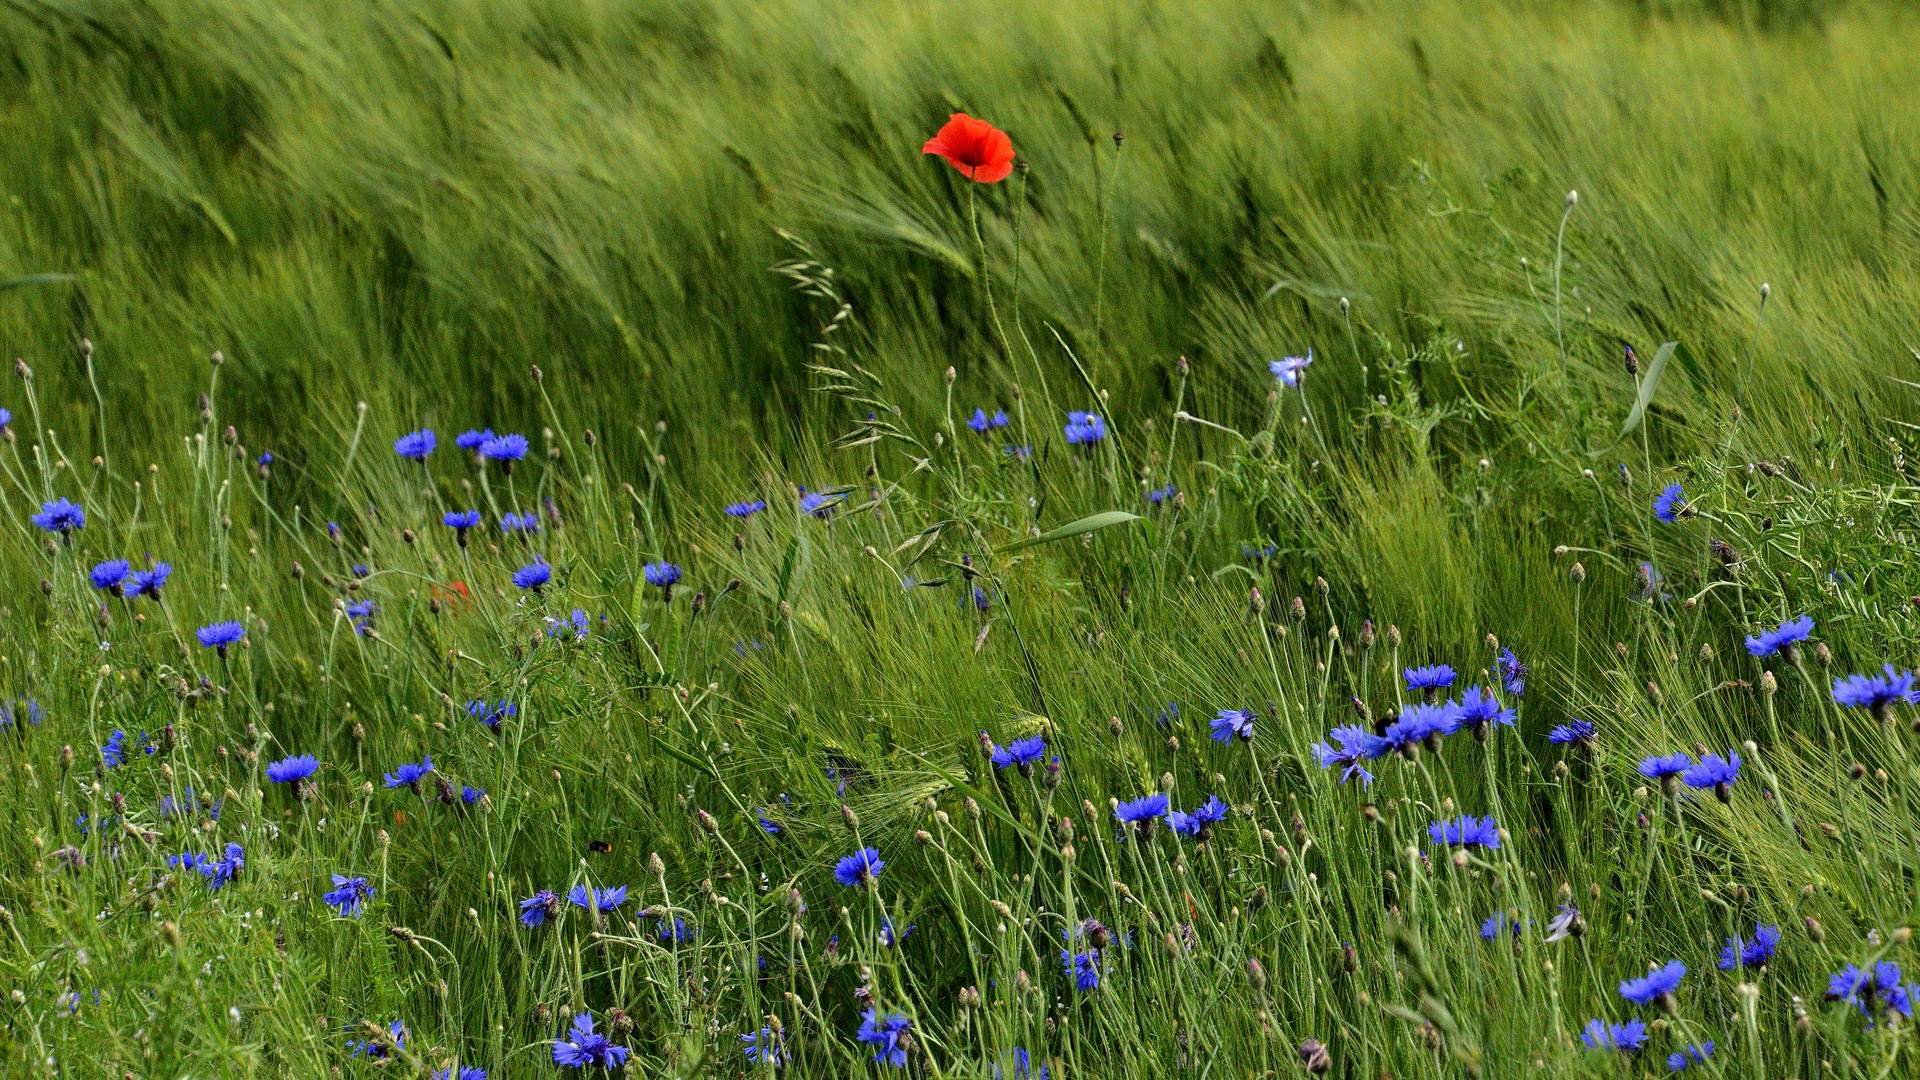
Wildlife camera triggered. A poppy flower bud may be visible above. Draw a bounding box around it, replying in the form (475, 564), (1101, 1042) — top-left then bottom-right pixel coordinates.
(1569, 562), (1586, 585)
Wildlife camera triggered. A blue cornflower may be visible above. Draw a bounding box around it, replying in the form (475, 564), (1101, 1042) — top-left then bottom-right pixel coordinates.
(455, 428), (494, 451)
(346, 600), (377, 634)
(1002, 444), (1033, 459)
(757, 811), (781, 834)
(835, 847), (884, 887)
(1114, 793), (1170, 827)
(856, 1010), (912, 1068)
(1832, 665), (1919, 720)
(1383, 703), (1454, 754)
(382, 755), (434, 790)
(499, 511), (540, 534)
(99, 729), (128, 769)
(552, 1012), (630, 1069)
(518, 890), (559, 927)
(266, 754), (318, 786)
(1639, 754), (1691, 781)
(1745, 614), (1813, 659)
(394, 430), (437, 460)
(0, 408), (8, 428)
(1548, 718), (1596, 747)
(1654, 482), (1686, 523)
(1719, 924), (1780, 971)
(31, 498), (85, 537)
(469, 700), (515, 729)
(989, 734), (1048, 773)
(1155, 702), (1179, 729)
(1062, 948), (1101, 991)
(1668, 1043), (1713, 1072)
(196, 621), (246, 657)
(1270, 349), (1313, 388)
(1210, 709), (1256, 743)
(1428, 814), (1500, 849)
(643, 562), (682, 590)
(90, 560), (129, 595)
(1404, 665), (1456, 700)
(444, 509), (481, 541)
(479, 433), (527, 462)
(1313, 726), (1386, 787)
(127, 563), (170, 600)
(351, 563), (371, 579)
(567, 884), (628, 912)
(0, 699), (44, 729)
(656, 916), (695, 943)
(1828, 962), (1915, 1025)
(724, 499), (766, 517)
(1682, 751), (1741, 801)
(348, 1019), (409, 1059)
(323, 875), (374, 917)
(1620, 961), (1686, 1006)
(460, 785), (485, 805)
(1147, 483), (1177, 505)
(546, 609), (590, 643)
(257, 450), (275, 470)
(1448, 686), (1516, 736)
(798, 487), (844, 518)
(1581, 1018), (1648, 1052)
(1063, 411), (1106, 445)
(1168, 795), (1230, 839)
(200, 842), (244, 889)
(878, 916), (913, 947)
(1497, 648), (1528, 696)
(513, 561), (551, 592)
(1481, 912), (1524, 941)
(741, 1027), (786, 1066)
(435, 1068), (488, 1080)
(968, 408), (1010, 432)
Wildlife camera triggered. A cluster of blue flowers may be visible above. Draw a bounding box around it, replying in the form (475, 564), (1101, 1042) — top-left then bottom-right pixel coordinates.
(1310, 665), (1520, 787)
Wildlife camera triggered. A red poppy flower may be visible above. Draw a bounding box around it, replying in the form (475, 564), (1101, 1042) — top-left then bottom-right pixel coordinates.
(922, 113), (1015, 183)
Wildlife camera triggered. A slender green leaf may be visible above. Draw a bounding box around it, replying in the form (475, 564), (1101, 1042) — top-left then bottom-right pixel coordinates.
(0, 273), (76, 293)
(1618, 340), (1676, 440)
(997, 510), (1140, 552)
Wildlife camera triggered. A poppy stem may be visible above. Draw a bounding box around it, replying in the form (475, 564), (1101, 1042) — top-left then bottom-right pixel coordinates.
(967, 185), (1015, 379)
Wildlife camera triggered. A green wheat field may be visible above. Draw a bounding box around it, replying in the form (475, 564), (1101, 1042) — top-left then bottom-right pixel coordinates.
(4, 0), (1920, 1076)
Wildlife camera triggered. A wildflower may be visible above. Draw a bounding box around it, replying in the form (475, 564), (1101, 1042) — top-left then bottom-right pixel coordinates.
(443, 509), (481, 545)
(127, 563), (170, 600)
(1403, 665), (1456, 701)
(1313, 726), (1385, 787)
(1211, 708), (1256, 743)
(393, 430), (437, 460)
(1062, 948), (1101, 991)
(518, 890), (559, 927)
(89, 560), (129, 595)
(382, 755), (434, 791)
(878, 916), (913, 947)
(469, 700), (515, 729)
(1654, 482), (1686, 523)
(724, 499), (766, 517)
(351, 563), (371, 578)
(513, 561), (551, 593)
(1620, 961), (1686, 1009)
(567, 884), (628, 911)
(855, 1009), (914, 1068)
(1580, 1018), (1648, 1052)
(196, 621), (246, 658)
(1826, 961), (1915, 1025)
(455, 428), (494, 451)
(1547, 718), (1596, 747)
(460, 785), (485, 805)
(348, 1019), (409, 1059)
(1719, 924), (1780, 971)
(1449, 686), (1516, 738)
(1155, 702), (1180, 729)
(1546, 903), (1586, 942)
(1638, 754), (1691, 781)
(0, 699), (42, 728)
(1002, 444), (1033, 459)
(265, 754), (319, 795)
(1168, 795), (1230, 840)
(546, 609), (590, 643)
(989, 734), (1048, 775)
(1832, 665), (1919, 723)
(1113, 793), (1169, 831)
(1383, 704), (1453, 755)
(1428, 815), (1500, 849)
(1147, 483), (1177, 505)
(1636, 561), (1668, 603)
(31, 497), (85, 539)
(757, 812), (781, 834)
(500, 511), (540, 534)
(200, 842), (244, 889)
(741, 1028), (786, 1066)
(798, 487), (843, 518)
(656, 916), (695, 943)
(1682, 751), (1741, 802)
(968, 408), (1010, 432)
(347, 600), (377, 634)
(1497, 648), (1528, 696)
(323, 875), (374, 917)
(1270, 349), (1313, 388)
(101, 730), (128, 769)
(552, 1011), (631, 1069)
(834, 847), (884, 887)
(479, 433), (528, 463)
(1063, 411), (1107, 445)
(1481, 912), (1524, 941)
(435, 1068), (488, 1080)
(643, 562), (681, 601)
(1668, 1042), (1714, 1072)
(1745, 614), (1813, 660)
(921, 113), (1015, 183)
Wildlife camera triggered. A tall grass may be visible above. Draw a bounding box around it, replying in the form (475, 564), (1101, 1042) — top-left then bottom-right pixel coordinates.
(3, 0), (1920, 1076)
